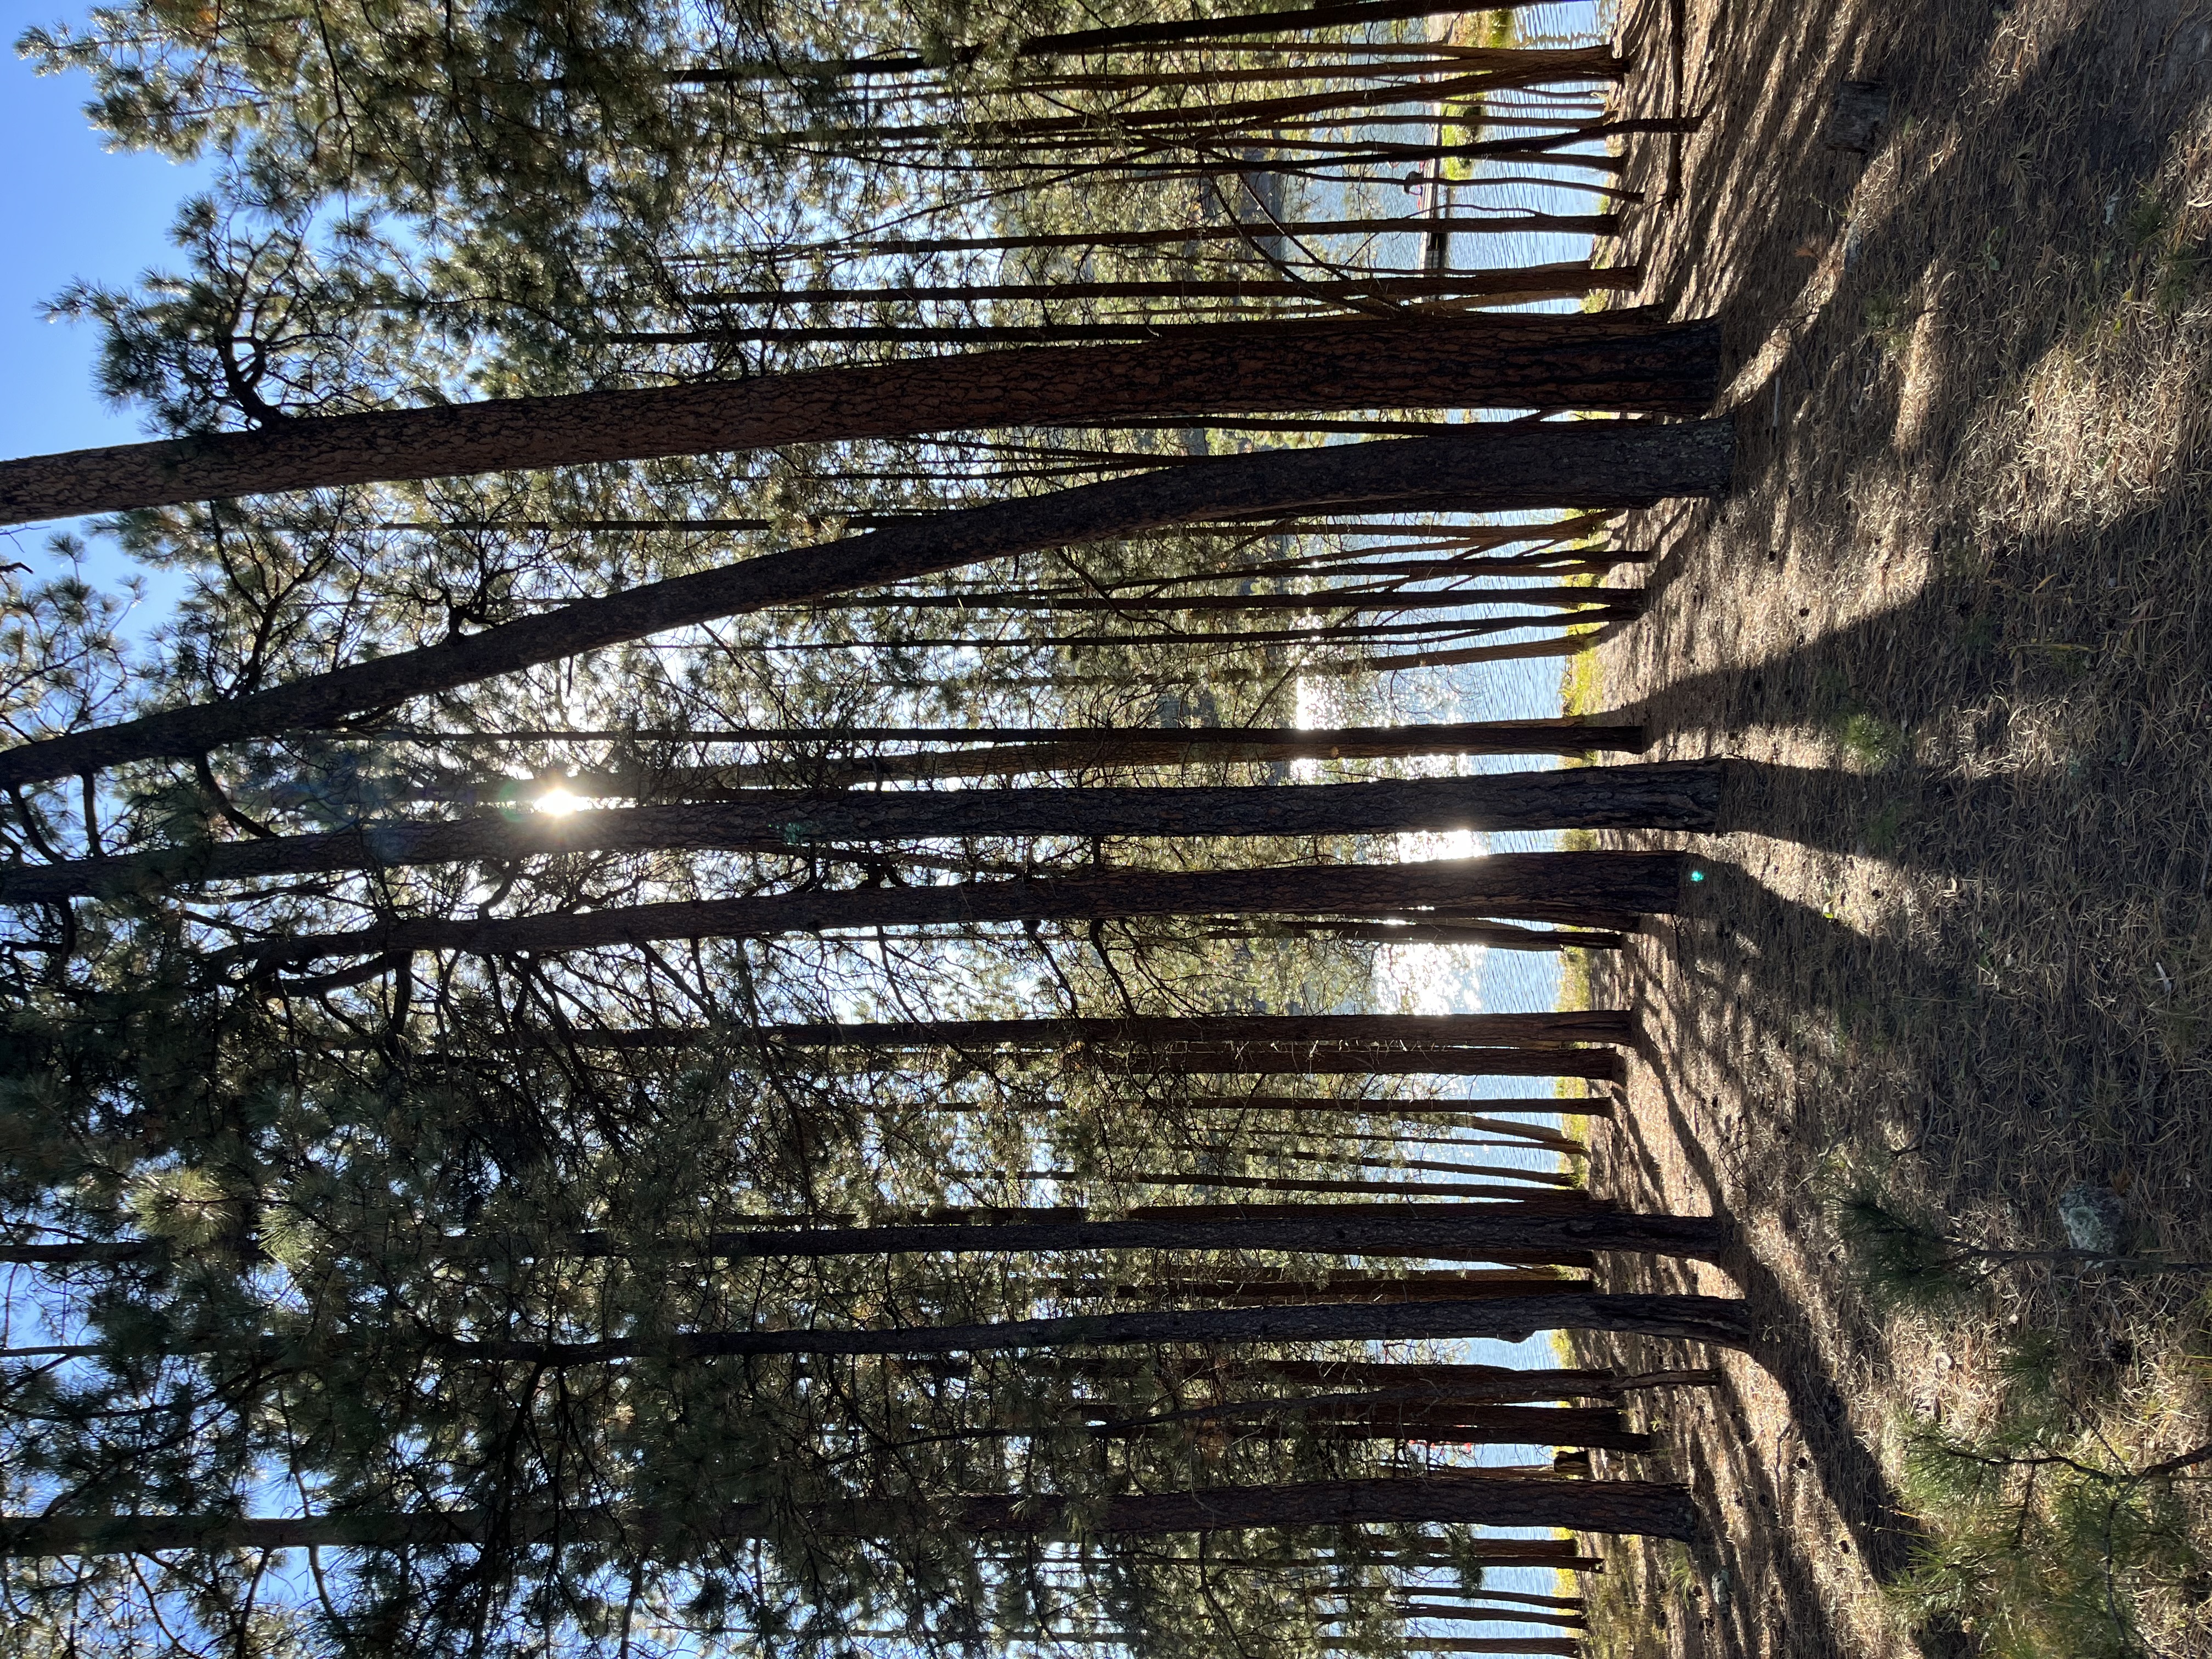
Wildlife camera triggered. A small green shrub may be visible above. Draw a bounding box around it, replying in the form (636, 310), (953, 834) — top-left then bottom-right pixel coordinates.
(1892, 1382), (2206, 1658)
(1840, 710), (1906, 771)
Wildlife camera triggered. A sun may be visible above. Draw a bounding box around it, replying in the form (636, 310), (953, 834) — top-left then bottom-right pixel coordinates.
(535, 786), (583, 816)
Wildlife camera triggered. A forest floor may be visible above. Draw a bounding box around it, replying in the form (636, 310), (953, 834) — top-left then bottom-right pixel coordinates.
(1562, 0), (2212, 1653)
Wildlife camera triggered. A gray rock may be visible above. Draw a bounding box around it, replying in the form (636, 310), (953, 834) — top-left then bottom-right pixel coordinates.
(2058, 1182), (2124, 1256)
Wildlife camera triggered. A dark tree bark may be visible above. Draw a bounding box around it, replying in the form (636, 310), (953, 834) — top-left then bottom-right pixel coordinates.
(1190, 1359), (1720, 1396)
(357, 718), (1644, 754)
(1131, 1402), (1646, 1453)
(1092, 1046), (1626, 1082)
(1142, 1538), (1597, 1567)
(29, 1291), (1750, 1365)
(0, 1472), (1694, 1559)
(843, 213), (1619, 255)
(1094, 1169), (1595, 1197)
(405, 716), (1649, 800)
(1218, 919), (1624, 951)
(1371, 1645), (1583, 1654)
(0, 318), (1719, 524)
(0, 1200), (1735, 1268)
(1381, 1643), (1578, 1656)
(596, 1011), (1636, 1049)
(671, 265), (1634, 307)
(1393, 1605), (1588, 1628)
(431, 1290), (1752, 1363)
(0, 420), (1730, 785)
(240, 849), (1685, 967)
(755, 605), (1639, 652)
(1080, 1268), (1590, 1301)
(1171, 1100), (1596, 1138)
(1403, 1589), (1587, 1609)
(794, 582), (1608, 611)
(3, 765), (1720, 900)
(891, 0), (1540, 67)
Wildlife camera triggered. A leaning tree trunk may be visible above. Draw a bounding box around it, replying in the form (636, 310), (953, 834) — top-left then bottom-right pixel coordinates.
(0, 421), (1730, 786)
(237, 849), (1685, 968)
(5, 766), (1722, 900)
(0, 1472), (1695, 1558)
(0, 316), (1719, 524)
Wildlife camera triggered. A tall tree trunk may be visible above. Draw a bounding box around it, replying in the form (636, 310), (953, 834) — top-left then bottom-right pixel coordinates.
(5, 765), (1720, 899)
(361, 717), (1643, 753)
(840, 213), (1618, 255)
(1132, 1402), (1646, 1452)
(0, 1472), (1694, 1558)
(1135, 1538), (1598, 1567)
(1172, 1101), (1594, 1140)
(0, 420), (1730, 785)
(1081, 1269), (1590, 1301)
(1087, 1169), (1595, 1197)
(1393, 1606), (1588, 1629)
(669, 266), (1634, 307)
(400, 716), (1650, 800)
(1377, 1643), (1578, 1656)
(1092, 1047), (1625, 1082)
(238, 849), (1686, 968)
(908, 0), (1543, 69)
(1217, 919), (1623, 951)
(0, 317), (1719, 524)
(36, 1292), (1751, 1365)
(610, 315), (1624, 345)
(433, 1291), (1753, 1363)
(0, 1200), (1735, 1268)
(792, 583), (1611, 612)
(596, 1012), (1636, 1049)
(1185, 1359), (1720, 1396)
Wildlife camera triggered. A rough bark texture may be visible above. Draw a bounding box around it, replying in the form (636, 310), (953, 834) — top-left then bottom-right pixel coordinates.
(1148, 1403), (1647, 1452)
(1090, 1044), (1627, 1081)
(534, 1011), (1635, 1049)
(0, 1201), (1735, 1267)
(244, 850), (1685, 966)
(0, 1473), (1694, 1558)
(1378, 1641), (1578, 1657)
(436, 1291), (1754, 1363)
(0, 421), (1730, 787)
(420, 717), (1650, 800)
(0, 318), (1719, 525)
(12, 766), (1717, 900)
(1106, 1169), (1598, 1198)
(1087, 1270), (1593, 1302)
(855, 214), (1620, 253)
(676, 264), (1635, 305)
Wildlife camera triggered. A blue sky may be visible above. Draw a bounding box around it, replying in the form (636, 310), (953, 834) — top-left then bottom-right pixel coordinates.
(2, 0), (205, 588)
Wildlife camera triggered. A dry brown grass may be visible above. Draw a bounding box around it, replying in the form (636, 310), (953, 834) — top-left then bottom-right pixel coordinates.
(1560, 0), (2212, 1652)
